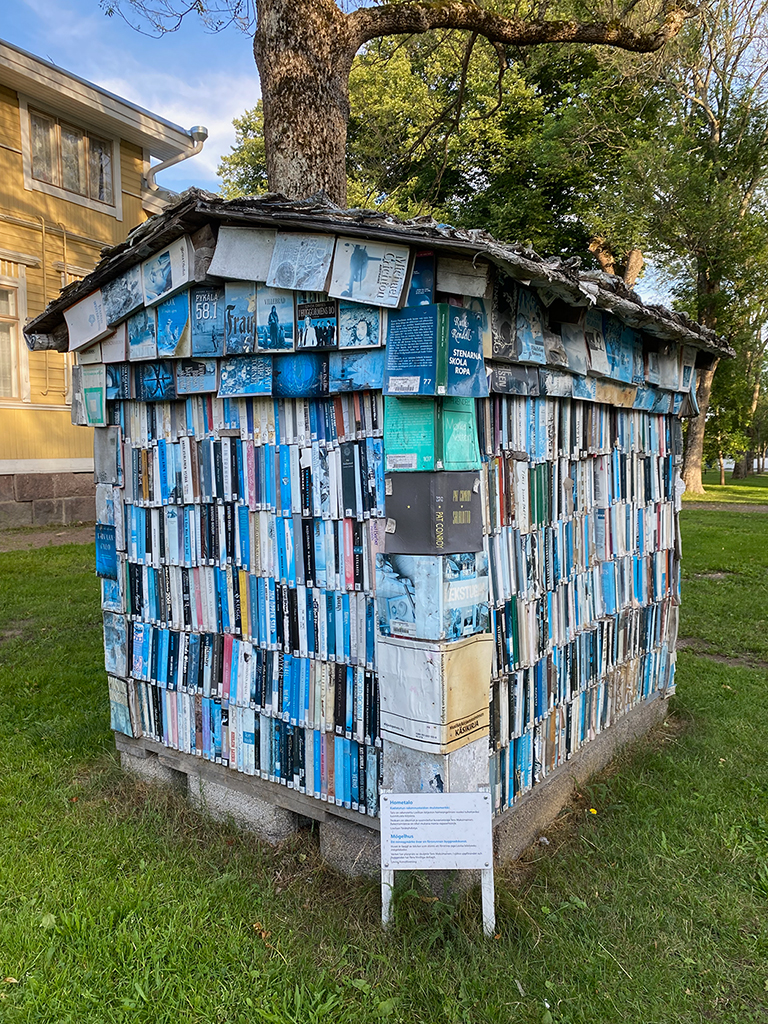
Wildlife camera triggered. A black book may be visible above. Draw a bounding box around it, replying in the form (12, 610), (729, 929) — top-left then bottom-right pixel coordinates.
(274, 586), (284, 650)
(145, 510), (152, 563)
(150, 626), (159, 685)
(162, 565), (172, 626)
(281, 583), (292, 654)
(224, 503), (235, 563)
(370, 672), (379, 745)
(358, 439), (370, 517)
(296, 728), (306, 793)
(261, 651), (272, 710)
(181, 568), (192, 629)
(334, 663), (346, 736)
(180, 632), (190, 691)
(288, 587), (300, 657)
(200, 504), (209, 564)
(352, 520), (363, 591)
(168, 630), (180, 691)
(301, 517), (315, 586)
(284, 725), (294, 787)
(253, 713), (261, 772)
(231, 438), (241, 501)
(128, 563), (141, 619)
(220, 706), (229, 766)
(152, 682), (163, 741)
(201, 633), (213, 696)
(300, 462), (312, 519)
(210, 633), (223, 699)
(213, 440), (224, 502)
(339, 441), (357, 518)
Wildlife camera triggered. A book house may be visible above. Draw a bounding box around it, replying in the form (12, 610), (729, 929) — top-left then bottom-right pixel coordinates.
(24, 191), (731, 874)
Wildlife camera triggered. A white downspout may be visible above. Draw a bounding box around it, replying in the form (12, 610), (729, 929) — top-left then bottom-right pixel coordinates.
(144, 125), (209, 203)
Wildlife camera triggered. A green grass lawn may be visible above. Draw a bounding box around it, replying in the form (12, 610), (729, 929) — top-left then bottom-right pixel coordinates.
(682, 469), (768, 504)
(1, 530), (767, 1024)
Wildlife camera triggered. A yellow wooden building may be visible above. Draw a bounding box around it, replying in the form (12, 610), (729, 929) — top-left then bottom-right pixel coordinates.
(0, 38), (206, 526)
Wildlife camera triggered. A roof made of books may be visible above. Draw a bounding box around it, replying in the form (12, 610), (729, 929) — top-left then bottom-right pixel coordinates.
(24, 187), (733, 358)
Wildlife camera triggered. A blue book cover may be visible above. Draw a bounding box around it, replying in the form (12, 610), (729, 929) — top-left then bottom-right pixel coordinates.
(135, 361), (176, 402)
(108, 676), (133, 737)
(176, 358), (218, 395)
(95, 523), (118, 579)
(105, 362), (131, 400)
(384, 303), (486, 397)
(272, 352), (329, 397)
(237, 505), (250, 567)
(256, 286), (294, 351)
(604, 315), (633, 384)
(218, 356), (272, 397)
(516, 288), (546, 364)
(328, 349), (385, 392)
(337, 300), (382, 348)
(406, 250), (435, 306)
(103, 265), (143, 325)
(127, 308), (157, 362)
(191, 286), (226, 357)
(296, 292), (337, 350)
(225, 280), (257, 354)
(157, 290), (191, 357)
(285, 518), (296, 588)
(282, 654), (293, 719)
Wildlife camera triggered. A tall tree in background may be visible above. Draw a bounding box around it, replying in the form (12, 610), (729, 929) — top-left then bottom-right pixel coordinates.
(104, 0), (686, 205)
(582, 0), (768, 493)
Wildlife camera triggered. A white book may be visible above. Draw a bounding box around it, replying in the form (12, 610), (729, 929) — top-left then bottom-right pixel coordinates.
(207, 226), (277, 282)
(267, 231), (335, 291)
(65, 290), (111, 350)
(328, 237), (409, 308)
(141, 235), (195, 307)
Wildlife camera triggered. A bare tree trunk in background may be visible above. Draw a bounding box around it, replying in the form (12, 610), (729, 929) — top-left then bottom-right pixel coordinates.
(623, 249), (644, 288)
(682, 360), (719, 495)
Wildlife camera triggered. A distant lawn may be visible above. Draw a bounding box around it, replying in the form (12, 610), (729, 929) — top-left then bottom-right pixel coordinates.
(1, 533), (767, 1024)
(682, 469), (768, 504)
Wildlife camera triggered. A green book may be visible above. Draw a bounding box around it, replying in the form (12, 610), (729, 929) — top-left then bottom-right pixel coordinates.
(383, 395), (481, 473)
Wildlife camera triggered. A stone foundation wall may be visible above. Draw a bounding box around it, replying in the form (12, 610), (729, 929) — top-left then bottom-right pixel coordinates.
(0, 472), (95, 528)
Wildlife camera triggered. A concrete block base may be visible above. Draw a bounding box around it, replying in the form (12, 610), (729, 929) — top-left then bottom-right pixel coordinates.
(188, 775), (299, 844)
(120, 749), (187, 791)
(112, 695), (669, 875)
(319, 814), (380, 877)
(0, 472), (95, 528)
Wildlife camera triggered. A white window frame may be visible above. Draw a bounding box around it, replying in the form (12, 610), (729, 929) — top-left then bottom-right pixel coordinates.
(18, 95), (123, 221)
(0, 264), (31, 405)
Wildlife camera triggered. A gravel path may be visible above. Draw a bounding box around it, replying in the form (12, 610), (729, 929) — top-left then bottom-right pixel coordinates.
(0, 524), (94, 553)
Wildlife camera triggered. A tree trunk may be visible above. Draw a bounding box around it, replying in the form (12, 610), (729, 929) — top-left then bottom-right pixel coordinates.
(682, 360), (719, 495)
(254, 0), (354, 204)
(719, 452), (725, 486)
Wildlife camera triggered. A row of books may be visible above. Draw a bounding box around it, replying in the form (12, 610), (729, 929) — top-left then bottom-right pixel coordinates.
(120, 433), (386, 522)
(477, 396), (683, 463)
(105, 562), (378, 663)
(115, 391), (384, 449)
(481, 453), (677, 536)
(490, 594), (678, 678)
(109, 509), (383, 594)
(485, 511), (677, 605)
(488, 647), (675, 812)
(112, 677), (382, 816)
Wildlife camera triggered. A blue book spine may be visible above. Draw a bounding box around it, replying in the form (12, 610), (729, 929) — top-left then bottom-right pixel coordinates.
(276, 518), (288, 584)
(306, 590), (315, 658)
(279, 445), (291, 517)
(238, 505), (250, 569)
(291, 657), (301, 725)
(267, 578), (277, 646)
(216, 567), (228, 632)
(326, 592), (336, 661)
(298, 657), (308, 726)
(350, 739), (359, 807)
(342, 594), (351, 664)
(282, 654), (293, 720)
(365, 598), (375, 669)
(313, 729), (322, 797)
(286, 518), (296, 589)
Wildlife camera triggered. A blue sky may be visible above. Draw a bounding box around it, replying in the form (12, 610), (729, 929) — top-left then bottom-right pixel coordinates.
(3, 0), (261, 192)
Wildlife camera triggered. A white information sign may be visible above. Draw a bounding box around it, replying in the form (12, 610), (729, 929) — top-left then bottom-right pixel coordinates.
(380, 792), (495, 936)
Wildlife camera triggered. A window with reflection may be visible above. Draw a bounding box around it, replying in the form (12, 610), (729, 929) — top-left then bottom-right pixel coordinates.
(30, 110), (113, 206)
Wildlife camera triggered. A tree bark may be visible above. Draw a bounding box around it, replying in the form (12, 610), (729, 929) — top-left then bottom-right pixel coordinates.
(252, 0), (687, 202)
(682, 360), (719, 495)
(254, 0), (356, 204)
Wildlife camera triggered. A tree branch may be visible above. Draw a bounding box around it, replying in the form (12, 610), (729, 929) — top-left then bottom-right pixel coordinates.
(349, 2), (688, 54)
